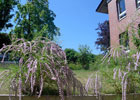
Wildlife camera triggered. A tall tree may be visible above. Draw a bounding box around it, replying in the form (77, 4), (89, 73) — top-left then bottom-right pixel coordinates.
(95, 20), (110, 53)
(0, 33), (11, 48)
(12, 0), (60, 41)
(78, 45), (91, 70)
(0, 0), (18, 31)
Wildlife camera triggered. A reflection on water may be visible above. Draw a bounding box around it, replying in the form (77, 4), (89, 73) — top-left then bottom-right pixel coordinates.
(0, 94), (140, 100)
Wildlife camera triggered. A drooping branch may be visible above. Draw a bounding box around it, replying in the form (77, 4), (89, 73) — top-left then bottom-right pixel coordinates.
(0, 37), (87, 100)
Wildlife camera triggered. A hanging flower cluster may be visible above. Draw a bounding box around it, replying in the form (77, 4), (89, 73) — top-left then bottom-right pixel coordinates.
(0, 37), (87, 100)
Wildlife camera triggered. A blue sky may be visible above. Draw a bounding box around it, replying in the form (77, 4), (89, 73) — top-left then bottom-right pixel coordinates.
(49, 0), (108, 54)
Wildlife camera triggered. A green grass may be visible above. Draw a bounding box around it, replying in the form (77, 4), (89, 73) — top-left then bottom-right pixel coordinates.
(0, 67), (10, 94)
(73, 68), (118, 95)
(0, 64), (18, 94)
(0, 63), (123, 95)
(73, 70), (95, 85)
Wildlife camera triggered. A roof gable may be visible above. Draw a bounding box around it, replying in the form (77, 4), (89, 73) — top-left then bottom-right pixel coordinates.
(96, 0), (109, 14)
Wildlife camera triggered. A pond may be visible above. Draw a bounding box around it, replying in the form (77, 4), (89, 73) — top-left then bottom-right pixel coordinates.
(1, 94), (140, 100)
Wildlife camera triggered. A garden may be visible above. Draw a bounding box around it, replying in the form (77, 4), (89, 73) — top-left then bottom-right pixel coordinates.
(1, 0), (140, 100)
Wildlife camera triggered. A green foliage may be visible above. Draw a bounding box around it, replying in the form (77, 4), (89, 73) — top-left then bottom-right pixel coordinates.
(64, 47), (95, 70)
(78, 45), (92, 70)
(100, 49), (140, 94)
(68, 63), (82, 70)
(0, 0), (18, 31)
(89, 54), (103, 71)
(11, 0), (60, 41)
(88, 53), (96, 63)
(0, 33), (11, 48)
(64, 48), (79, 64)
(132, 28), (140, 51)
(119, 31), (129, 49)
(101, 68), (122, 94)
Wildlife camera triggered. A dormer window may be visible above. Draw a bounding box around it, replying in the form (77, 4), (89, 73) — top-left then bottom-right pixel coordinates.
(117, 0), (126, 20)
(136, 0), (140, 8)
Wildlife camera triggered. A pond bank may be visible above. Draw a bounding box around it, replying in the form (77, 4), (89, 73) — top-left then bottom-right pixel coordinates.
(0, 94), (140, 100)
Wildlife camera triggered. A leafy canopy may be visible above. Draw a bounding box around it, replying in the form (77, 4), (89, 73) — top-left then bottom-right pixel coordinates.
(0, 33), (11, 49)
(78, 45), (92, 70)
(11, 0), (60, 41)
(64, 48), (79, 64)
(0, 0), (18, 31)
(95, 20), (110, 54)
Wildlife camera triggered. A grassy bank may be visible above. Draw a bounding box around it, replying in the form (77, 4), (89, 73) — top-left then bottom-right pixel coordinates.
(0, 62), (137, 95)
(73, 68), (117, 95)
(73, 70), (95, 85)
(0, 65), (10, 94)
(0, 64), (115, 95)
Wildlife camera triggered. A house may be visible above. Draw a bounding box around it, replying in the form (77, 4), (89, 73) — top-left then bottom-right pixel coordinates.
(96, 0), (140, 49)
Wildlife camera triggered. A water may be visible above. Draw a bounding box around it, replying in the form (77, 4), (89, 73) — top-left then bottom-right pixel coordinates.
(0, 94), (140, 100)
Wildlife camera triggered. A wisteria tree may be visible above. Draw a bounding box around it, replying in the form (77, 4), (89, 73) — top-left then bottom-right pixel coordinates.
(0, 37), (87, 100)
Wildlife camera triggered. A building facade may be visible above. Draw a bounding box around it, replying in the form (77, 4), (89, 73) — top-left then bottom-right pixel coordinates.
(96, 0), (140, 49)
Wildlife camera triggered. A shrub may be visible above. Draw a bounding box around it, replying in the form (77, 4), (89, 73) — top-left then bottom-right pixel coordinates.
(89, 54), (103, 71)
(64, 48), (79, 64)
(101, 48), (140, 97)
(0, 37), (86, 100)
(78, 45), (91, 70)
(69, 63), (82, 70)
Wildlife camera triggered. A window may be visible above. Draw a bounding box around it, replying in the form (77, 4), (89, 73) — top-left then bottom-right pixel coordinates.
(138, 24), (140, 36)
(136, 0), (140, 8)
(119, 32), (129, 48)
(117, 0), (126, 20)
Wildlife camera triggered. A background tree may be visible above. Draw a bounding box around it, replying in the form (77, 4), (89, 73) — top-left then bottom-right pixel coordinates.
(0, 33), (11, 49)
(11, 0), (60, 41)
(0, 0), (18, 31)
(95, 20), (110, 54)
(78, 45), (92, 70)
(64, 48), (79, 64)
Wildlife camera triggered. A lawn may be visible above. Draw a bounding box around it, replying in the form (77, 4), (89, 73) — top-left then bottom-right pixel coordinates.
(0, 64), (18, 94)
(73, 68), (118, 95)
(0, 65), (96, 94)
(73, 70), (95, 85)
(0, 67), (10, 94)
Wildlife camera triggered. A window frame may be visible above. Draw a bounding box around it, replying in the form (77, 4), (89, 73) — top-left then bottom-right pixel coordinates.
(117, 0), (126, 20)
(136, 0), (140, 8)
(119, 32), (129, 49)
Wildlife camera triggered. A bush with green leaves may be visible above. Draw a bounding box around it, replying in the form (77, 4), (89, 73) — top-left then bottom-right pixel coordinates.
(85, 47), (140, 100)
(101, 47), (140, 99)
(68, 63), (82, 70)
(132, 26), (140, 51)
(64, 48), (79, 64)
(89, 54), (103, 71)
(0, 33), (11, 49)
(78, 45), (92, 70)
